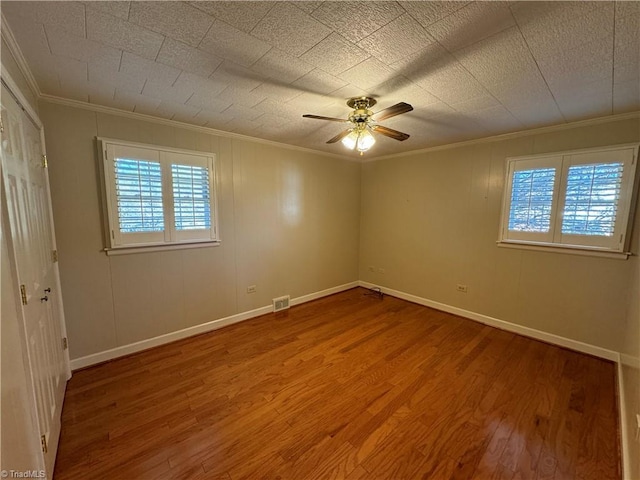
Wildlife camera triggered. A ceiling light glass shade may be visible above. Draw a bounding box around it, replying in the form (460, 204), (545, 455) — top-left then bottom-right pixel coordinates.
(341, 130), (359, 150)
(357, 129), (376, 152)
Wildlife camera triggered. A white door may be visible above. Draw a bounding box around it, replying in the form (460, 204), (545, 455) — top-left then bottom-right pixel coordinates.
(1, 83), (68, 476)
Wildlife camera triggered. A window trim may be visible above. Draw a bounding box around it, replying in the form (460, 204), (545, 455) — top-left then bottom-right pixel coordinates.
(498, 143), (639, 257)
(99, 138), (220, 253)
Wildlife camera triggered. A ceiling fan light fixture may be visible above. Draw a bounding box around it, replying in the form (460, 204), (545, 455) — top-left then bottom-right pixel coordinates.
(357, 128), (376, 152)
(341, 129), (359, 150)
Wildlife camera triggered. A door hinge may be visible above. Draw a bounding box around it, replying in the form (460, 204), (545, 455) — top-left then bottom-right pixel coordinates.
(20, 284), (27, 305)
(42, 154), (48, 168)
(0, 117), (4, 134)
(62, 337), (68, 350)
(40, 434), (48, 454)
(52, 249), (58, 263)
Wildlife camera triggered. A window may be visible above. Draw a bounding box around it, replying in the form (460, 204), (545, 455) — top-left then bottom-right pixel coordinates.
(499, 144), (638, 255)
(101, 139), (218, 251)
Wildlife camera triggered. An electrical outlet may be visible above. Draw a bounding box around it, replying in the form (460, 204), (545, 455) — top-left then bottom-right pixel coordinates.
(456, 284), (468, 293)
(247, 285), (256, 294)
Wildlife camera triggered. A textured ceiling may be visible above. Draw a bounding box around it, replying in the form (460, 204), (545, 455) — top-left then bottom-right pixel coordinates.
(2, 1), (639, 158)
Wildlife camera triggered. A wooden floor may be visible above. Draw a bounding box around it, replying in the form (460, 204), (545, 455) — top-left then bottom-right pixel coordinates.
(55, 288), (620, 480)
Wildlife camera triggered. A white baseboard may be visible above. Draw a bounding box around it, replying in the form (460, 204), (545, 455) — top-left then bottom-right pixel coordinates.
(358, 281), (620, 362)
(70, 281), (359, 370)
(618, 361), (631, 480)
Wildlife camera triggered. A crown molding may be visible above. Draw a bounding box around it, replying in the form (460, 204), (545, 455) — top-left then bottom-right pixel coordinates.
(1, 13), (41, 99)
(366, 111), (640, 162)
(39, 94), (357, 162)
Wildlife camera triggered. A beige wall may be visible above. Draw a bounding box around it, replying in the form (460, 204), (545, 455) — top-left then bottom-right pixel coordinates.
(360, 117), (640, 352)
(39, 102), (360, 360)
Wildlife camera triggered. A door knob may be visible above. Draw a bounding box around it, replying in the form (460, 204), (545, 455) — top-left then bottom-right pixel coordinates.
(40, 296), (48, 302)
(44, 287), (51, 293)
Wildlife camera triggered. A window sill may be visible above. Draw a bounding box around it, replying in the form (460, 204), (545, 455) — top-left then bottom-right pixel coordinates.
(496, 240), (630, 259)
(105, 240), (221, 256)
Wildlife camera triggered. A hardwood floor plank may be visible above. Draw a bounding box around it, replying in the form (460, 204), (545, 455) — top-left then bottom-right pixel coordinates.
(54, 288), (620, 480)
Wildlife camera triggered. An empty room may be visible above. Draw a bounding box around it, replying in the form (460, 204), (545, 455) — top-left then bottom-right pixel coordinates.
(1, 1), (639, 479)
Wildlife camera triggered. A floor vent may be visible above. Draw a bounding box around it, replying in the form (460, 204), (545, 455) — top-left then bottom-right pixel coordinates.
(273, 295), (290, 312)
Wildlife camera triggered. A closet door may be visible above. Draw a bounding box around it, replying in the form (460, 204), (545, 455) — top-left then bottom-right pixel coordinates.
(1, 83), (68, 476)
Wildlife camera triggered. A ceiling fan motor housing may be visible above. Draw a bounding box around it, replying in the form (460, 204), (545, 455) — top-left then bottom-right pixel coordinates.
(347, 97), (376, 126)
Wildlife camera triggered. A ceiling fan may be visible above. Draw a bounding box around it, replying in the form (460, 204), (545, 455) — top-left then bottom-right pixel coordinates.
(303, 97), (413, 155)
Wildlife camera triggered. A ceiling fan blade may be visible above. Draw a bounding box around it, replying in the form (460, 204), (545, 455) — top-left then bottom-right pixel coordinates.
(327, 130), (352, 144)
(372, 102), (414, 121)
(303, 114), (347, 122)
(372, 125), (410, 141)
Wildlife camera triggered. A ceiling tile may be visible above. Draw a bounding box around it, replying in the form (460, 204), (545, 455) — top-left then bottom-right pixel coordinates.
(286, 92), (337, 111)
(614, 53), (640, 85)
(84, 1), (130, 20)
(391, 45), (489, 105)
(613, 80), (640, 114)
(128, 1), (214, 47)
(466, 105), (523, 132)
(554, 85), (613, 121)
(427, 2), (516, 52)
(368, 76), (440, 107)
(454, 27), (549, 101)
(220, 104), (264, 122)
(399, 2), (470, 27)
(172, 72), (227, 98)
(215, 86), (267, 108)
(193, 108), (234, 128)
(251, 3), (332, 57)
(339, 57), (396, 90)
(88, 59), (147, 95)
(45, 25), (123, 66)
(615, 16), (640, 58)
(512, 2), (613, 58)
(133, 101), (175, 120)
(450, 95), (500, 113)
(300, 33), (370, 76)
(156, 38), (222, 77)
(293, 1), (323, 14)
(311, 2), (405, 43)
(251, 83), (303, 102)
(2, 1), (86, 37)
(501, 97), (565, 128)
(536, 35), (613, 91)
(54, 55), (89, 85)
(3, 15), (52, 64)
(142, 79), (195, 105)
(120, 52), (182, 87)
(86, 5), (165, 60)
(86, 82), (116, 105)
(4, 0), (636, 158)
(292, 69), (347, 96)
(250, 49), (315, 84)
(188, 1), (274, 33)
(111, 88), (160, 112)
(186, 91), (232, 113)
(328, 84), (371, 103)
(254, 112), (294, 128)
(164, 102), (203, 123)
(198, 19), (271, 67)
(210, 61), (263, 90)
(357, 14), (434, 64)
(252, 98), (304, 119)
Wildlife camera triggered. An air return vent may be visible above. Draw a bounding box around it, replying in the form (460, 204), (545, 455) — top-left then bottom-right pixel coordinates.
(273, 295), (290, 312)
